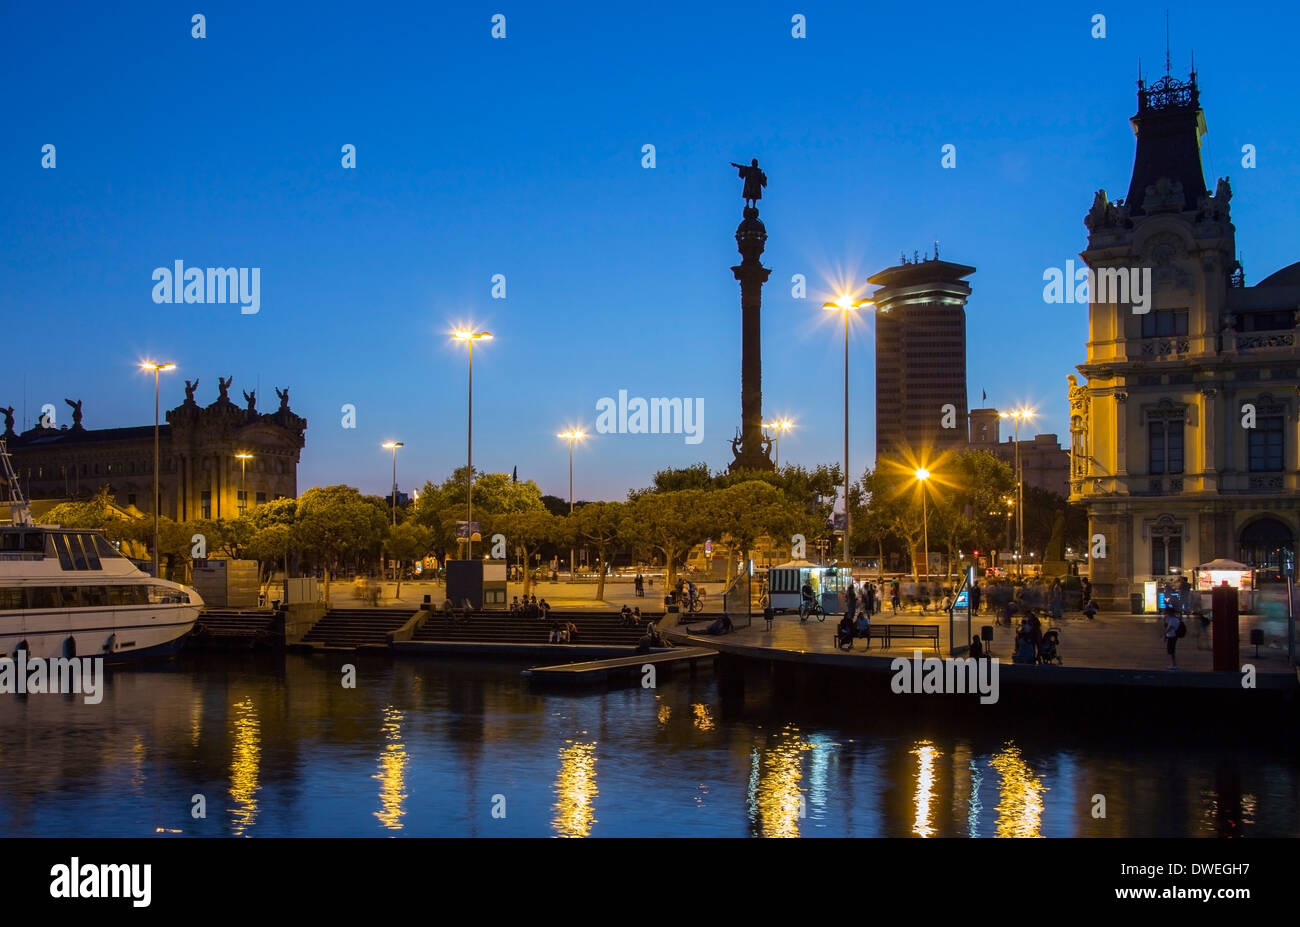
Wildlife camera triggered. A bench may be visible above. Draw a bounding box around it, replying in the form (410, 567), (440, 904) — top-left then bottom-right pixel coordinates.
(852, 623), (939, 652)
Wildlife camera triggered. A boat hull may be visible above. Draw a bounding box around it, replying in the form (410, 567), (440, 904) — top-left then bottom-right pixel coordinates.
(0, 604), (200, 663)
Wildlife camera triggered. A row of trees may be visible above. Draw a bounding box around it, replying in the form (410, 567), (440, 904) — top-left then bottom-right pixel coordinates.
(42, 450), (1087, 601)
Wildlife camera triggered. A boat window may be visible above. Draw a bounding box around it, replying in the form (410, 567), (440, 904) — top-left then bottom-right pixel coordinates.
(0, 588), (22, 609)
(61, 586), (85, 607)
(81, 586), (109, 607)
(130, 585), (150, 604)
(108, 585), (130, 605)
(0, 533), (19, 552)
(67, 535), (89, 571)
(26, 587), (60, 609)
(22, 533), (44, 553)
(147, 585), (188, 605)
(51, 534), (75, 570)
(93, 535), (124, 559)
(80, 534), (102, 570)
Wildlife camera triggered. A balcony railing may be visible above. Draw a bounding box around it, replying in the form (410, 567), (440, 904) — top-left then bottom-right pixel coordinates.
(1235, 332), (1296, 352)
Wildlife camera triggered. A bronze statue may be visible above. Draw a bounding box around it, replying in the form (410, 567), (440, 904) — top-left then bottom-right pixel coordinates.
(64, 398), (83, 428)
(184, 379), (199, 402)
(1, 406), (13, 435)
(275, 386), (289, 411)
(242, 389), (257, 414)
(731, 158), (767, 208)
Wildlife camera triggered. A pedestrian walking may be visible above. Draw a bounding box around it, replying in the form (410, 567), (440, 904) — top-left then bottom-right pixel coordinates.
(969, 581), (982, 616)
(1163, 606), (1183, 669)
(1080, 577), (1092, 608)
(845, 579), (858, 625)
(1050, 579), (1064, 621)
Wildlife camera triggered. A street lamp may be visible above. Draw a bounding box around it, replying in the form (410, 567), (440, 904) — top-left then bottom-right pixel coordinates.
(453, 330), (493, 558)
(762, 417), (793, 468)
(823, 297), (874, 564)
(140, 361), (175, 578)
(915, 467), (931, 584)
(1000, 407), (1036, 578)
(557, 429), (586, 582)
(382, 441), (404, 526)
(234, 452), (253, 515)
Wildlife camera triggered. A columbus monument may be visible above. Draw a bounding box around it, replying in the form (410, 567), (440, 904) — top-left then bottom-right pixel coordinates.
(728, 158), (775, 472)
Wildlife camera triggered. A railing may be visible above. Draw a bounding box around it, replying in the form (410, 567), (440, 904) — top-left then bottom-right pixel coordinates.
(1236, 332), (1295, 351)
(1138, 337), (1190, 358)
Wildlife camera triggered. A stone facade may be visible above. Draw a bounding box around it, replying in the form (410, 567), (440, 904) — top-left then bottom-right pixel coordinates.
(1069, 73), (1299, 609)
(6, 380), (306, 521)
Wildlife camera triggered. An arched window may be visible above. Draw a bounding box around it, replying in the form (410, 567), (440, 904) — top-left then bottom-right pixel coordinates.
(1239, 518), (1295, 573)
(1150, 514), (1182, 575)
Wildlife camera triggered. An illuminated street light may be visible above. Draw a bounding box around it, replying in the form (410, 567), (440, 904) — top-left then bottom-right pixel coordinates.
(234, 452), (253, 515)
(999, 407), (1036, 578)
(140, 361), (176, 577)
(453, 330), (493, 558)
(762, 417), (794, 468)
(557, 429), (586, 581)
(382, 442), (404, 526)
(915, 467), (931, 583)
(823, 296), (875, 564)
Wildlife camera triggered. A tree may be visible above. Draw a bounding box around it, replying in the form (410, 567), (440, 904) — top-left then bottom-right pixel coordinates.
(384, 523), (434, 599)
(412, 467), (547, 557)
(623, 490), (713, 590)
(712, 481), (804, 603)
(573, 501), (624, 600)
(631, 463), (714, 497)
(292, 486), (389, 602)
(247, 524), (292, 586)
(488, 510), (557, 596)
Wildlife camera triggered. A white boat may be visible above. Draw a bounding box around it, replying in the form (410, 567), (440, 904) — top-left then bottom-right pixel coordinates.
(1, 439), (202, 662)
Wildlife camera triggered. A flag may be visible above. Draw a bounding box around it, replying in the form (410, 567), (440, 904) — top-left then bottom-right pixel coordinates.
(512, 466), (517, 483)
(982, 389), (987, 402)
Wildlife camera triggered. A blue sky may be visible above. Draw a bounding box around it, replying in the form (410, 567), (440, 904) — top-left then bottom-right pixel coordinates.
(4, 1), (1298, 501)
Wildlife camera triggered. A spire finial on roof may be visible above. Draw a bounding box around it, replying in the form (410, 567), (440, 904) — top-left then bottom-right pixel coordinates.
(1165, 8), (1171, 76)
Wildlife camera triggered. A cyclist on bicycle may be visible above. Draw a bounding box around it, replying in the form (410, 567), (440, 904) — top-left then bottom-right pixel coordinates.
(800, 580), (815, 612)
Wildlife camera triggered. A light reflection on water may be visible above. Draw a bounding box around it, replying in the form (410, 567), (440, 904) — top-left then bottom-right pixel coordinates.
(373, 706), (407, 831)
(228, 696), (260, 837)
(553, 741), (598, 837)
(0, 655), (1294, 838)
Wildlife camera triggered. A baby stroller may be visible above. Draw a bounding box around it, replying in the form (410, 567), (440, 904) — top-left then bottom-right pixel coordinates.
(1038, 629), (1062, 665)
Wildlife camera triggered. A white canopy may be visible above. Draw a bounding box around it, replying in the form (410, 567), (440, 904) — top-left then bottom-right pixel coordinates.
(1198, 558), (1251, 571)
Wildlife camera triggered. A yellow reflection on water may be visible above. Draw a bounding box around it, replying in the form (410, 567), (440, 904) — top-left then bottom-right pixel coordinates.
(228, 697), (260, 836)
(691, 703), (714, 731)
(911, 741), (940, 837)
(373, 706), (407, 831)
(751, 726), (813, 838)
(657, 702), (672, 725)
(990, 744), (1046, 837)
(552, 741), (598, 837)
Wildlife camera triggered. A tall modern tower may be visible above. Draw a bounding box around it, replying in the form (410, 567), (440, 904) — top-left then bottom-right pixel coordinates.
(869, 255), (974, 464)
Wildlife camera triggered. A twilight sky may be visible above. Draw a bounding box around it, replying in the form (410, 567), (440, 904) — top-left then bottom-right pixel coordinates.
(4, 1), (1298, 501)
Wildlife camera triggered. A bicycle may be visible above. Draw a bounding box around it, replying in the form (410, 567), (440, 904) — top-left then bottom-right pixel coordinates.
(798, 597), (827, 623)
(681, 590), (705, 614)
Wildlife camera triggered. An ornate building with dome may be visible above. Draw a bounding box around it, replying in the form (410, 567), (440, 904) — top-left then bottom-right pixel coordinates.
(5, 378), (307, 521)
(1068, 70), (1299, 609)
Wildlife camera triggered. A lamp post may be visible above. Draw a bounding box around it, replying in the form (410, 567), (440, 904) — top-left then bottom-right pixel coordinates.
(557, 429), (586, 582)
(235, 452), (253, 515)
(1000, 408), (1035, 579)
(823, 298), (873, 565)
(453, 330), (493, 558)
(916, 468), (931, 584)
(762, 418), (793, 468)
(140, 361), (175, 578)
(382, 442), (403, 526)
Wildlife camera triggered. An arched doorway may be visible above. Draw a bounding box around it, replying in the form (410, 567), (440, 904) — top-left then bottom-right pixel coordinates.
(1238, 517), (1295, 575)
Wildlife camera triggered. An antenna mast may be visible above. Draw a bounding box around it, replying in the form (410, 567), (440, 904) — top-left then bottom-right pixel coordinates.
(0, 438), (32, 526)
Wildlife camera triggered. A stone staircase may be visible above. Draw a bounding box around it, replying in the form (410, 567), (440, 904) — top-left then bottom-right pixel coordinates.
(300, 608), (414, 648)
